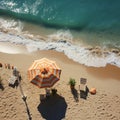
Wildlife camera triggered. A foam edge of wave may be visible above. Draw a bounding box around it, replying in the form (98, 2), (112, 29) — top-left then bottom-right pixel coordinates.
(0, 31), (120, 68)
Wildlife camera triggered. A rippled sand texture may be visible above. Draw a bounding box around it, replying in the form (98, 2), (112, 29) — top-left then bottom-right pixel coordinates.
(0, 50), (120, 120)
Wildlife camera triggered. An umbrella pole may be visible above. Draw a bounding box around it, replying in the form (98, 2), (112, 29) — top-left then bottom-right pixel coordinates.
(45, 88), (51, 98)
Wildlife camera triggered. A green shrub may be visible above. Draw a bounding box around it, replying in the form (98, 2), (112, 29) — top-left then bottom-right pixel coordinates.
(69, 78), (76, 86)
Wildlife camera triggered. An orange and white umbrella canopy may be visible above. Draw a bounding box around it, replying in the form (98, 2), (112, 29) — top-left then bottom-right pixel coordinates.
(28, 58), (61, 88)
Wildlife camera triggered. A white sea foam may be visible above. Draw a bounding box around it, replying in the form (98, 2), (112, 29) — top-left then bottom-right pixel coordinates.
(47, 30), (73, 42)
(0, 32), (120, 68)
(0, 0), (43, 15)
(0, 17), (23, 33)
(0, 1), (17, 9)
(31, 0), (43, 15)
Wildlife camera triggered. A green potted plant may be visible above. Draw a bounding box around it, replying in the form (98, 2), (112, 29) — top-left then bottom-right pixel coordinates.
(69, 78), (76, 89)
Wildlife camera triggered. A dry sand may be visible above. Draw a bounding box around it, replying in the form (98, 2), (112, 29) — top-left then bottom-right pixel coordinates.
(0, 44), (120, 120)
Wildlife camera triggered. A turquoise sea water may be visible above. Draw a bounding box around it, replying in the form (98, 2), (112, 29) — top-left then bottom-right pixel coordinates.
(0, 0), (120, 30)
(0, 0), (120, 67)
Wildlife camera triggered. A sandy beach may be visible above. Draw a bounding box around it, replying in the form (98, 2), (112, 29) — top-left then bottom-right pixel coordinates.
(0, 44), (120, 120)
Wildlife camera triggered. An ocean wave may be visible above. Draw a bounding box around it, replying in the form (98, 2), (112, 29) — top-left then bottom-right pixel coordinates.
(0, 17), (23, 33)
(0, 0), (120, 31)
(0, 31), (120, 68)
(47, 30), (73, 42)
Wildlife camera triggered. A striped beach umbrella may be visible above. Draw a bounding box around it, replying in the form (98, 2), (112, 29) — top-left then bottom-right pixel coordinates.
(28, 58), (61, 88)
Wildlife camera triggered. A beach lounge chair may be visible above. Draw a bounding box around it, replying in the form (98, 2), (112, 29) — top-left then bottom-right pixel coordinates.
(8, 75), (18, 85)
(79, 78), (87, 91)
(4, 63), (8, 69)
(7, 64), (11, 69)
(79, 78), (89, 99)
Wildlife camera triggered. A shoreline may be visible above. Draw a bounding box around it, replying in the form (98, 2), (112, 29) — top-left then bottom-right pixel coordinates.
(0, 32), (120, 68)
(0, 42), (28, 54)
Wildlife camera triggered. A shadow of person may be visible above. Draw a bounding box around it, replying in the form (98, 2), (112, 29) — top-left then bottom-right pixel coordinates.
(80, 86), (89, 100)
(22, 96), (32, 120)
(37, 94), (67, 120)
(71, 88), (79, 102)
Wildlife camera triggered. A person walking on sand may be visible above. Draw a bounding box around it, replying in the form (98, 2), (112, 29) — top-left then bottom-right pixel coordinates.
(13, 67), (19, 77)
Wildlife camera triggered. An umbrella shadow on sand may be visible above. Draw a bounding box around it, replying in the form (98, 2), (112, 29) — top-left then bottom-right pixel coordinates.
(37, 94), (67, 120)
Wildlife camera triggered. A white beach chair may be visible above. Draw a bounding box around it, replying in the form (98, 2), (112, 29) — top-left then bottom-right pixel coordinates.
(79, 78), (87, 91)
(79, 78), (89, 99)
(8, 75), (18, 85)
